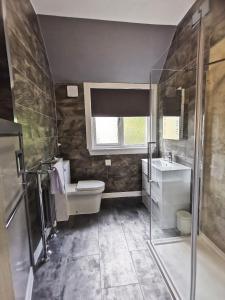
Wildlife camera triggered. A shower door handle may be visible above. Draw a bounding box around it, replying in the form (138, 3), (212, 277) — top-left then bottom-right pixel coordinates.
(147, 142), (156, 182)
(147, 142), (150, 182)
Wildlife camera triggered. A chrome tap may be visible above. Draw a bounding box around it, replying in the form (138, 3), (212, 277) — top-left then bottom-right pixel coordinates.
(168, 152), (173, 163)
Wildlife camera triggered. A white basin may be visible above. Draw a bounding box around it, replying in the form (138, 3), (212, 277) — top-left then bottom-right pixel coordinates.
(141, 158), (190, 173)
(151, 158), (191, 172)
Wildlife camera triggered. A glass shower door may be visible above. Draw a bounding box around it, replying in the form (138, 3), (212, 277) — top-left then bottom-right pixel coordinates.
(148, 10), (225, 300)
(195, 26), (225, 300)
(149, 66), (197, 300)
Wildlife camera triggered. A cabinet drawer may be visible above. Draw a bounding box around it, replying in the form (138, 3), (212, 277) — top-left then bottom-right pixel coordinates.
(152, 200), (160, 223)
(142, 160), (148, 176)
(142, 193), (151, 211)
(151, 188), (160, 205)
(142, 173), (150, 195)
(151, 180), (161, 197)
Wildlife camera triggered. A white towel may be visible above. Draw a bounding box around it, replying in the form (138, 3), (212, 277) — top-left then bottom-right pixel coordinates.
(49, 167), (64, 194)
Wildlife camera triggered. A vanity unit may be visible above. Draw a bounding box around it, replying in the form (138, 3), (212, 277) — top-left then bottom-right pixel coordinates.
(142, 158), (191, 229)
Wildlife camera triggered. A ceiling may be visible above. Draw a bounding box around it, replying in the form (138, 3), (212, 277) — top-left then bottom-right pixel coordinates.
(31, 0), (196, 25)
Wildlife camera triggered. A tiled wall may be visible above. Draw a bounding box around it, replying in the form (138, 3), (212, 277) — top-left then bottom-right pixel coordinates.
(157, 0), (201, 167)
(0, 2), (14, 121)
(56, 84), (146, 193)
(158, 0), (225, 252)
(201, 7), (225, 252)
(5, 0), (57, 249)
(158, 67), (197, 168)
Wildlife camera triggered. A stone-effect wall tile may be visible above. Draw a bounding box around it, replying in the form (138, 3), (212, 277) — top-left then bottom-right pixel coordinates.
(201, 50), (225, 252)
(55, 84), (146, 193)
(159, 0), (225, 252)
(5, 0), (57, 249)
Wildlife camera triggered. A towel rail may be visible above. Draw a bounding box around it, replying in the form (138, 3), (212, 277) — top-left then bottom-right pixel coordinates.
(25, 165), (58, 264)
(25, 170), (52, 263)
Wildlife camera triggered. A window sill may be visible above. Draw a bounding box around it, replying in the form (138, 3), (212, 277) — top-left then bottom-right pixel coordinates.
(88, 147), (148, 156)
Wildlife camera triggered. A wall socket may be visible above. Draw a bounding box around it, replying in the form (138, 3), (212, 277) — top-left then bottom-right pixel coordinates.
(105, 159), (111, 166)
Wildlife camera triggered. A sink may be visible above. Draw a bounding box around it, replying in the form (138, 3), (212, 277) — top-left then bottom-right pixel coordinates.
(151, 158), (191, 172)
(141, 158), (190, 174)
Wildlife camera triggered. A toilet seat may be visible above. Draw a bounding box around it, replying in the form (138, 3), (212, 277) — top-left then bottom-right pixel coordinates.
(77, 180), (105, 191)
(66, 180), (105, 195)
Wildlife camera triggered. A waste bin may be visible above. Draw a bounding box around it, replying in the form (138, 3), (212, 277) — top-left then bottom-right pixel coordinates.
(176, 210), (192, 235)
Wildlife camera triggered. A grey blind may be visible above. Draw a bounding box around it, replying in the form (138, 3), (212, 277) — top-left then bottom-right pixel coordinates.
(91, 88), (150, 117)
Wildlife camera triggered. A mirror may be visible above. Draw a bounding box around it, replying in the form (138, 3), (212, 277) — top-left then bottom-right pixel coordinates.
(162, 87), (185, 140)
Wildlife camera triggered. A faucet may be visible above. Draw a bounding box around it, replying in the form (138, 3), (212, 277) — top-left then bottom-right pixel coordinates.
(168, 152), (173, 163)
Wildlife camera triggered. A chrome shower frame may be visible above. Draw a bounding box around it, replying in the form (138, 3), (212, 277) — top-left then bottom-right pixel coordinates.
(147, 14), (206, 300)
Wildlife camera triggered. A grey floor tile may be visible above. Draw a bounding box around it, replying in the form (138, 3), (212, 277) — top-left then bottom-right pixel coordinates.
(119, 203), (149, 224)
(68, 230), (99, 258)
(56, 214), (100, 258)
(138, 205), (150, 224)
(32, 200), (174, 300)
(60, 215), (99, 258)
(131, 250), (172, 300)
(98, 206), (128, 252)
(151, 220), (180, 240)
(62, 255), (101, 300)
(102, 284), (144, 300)
(32, 256), (66, 300)
(99, 224), (128, 252)
(100, 249), (138, 288)
(60, 213), (99, 237)
(122, 221), (148, 251)
(140, 283), (172, 300)
(116, 206), (141, 224)
(98, 207), (121, 228)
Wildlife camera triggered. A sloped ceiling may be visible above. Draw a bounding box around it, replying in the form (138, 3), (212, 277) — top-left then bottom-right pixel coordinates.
(32, 0), (196, 25)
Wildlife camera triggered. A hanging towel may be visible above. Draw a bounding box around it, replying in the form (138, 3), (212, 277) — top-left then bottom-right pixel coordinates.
(49, 167), (64, 194)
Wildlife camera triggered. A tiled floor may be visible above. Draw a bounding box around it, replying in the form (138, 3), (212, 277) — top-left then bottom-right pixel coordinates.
(32, 198), (172, 300)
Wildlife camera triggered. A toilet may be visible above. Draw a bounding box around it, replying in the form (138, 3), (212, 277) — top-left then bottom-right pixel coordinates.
(63, 160), (105, 216)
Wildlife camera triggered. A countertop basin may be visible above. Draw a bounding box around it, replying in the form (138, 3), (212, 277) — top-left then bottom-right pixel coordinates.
(142, 158), (191, 172)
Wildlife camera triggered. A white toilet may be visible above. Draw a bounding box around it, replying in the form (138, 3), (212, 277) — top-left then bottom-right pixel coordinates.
(63, 160), (105, 215)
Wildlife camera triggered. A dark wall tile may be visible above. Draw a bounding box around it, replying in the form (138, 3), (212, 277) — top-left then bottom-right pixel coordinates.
(5, 0), (57, 250)
(158, 0), (225, 252)
(55, 84), (146, 193)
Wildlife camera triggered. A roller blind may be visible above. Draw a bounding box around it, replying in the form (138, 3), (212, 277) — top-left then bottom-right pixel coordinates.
(91, 88), (150, 117)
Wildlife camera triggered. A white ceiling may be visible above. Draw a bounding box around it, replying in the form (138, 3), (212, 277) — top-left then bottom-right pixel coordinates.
(31, 0), (196, 25)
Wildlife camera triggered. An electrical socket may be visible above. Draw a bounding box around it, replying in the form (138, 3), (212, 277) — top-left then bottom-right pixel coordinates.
(105, 159), (111, 166)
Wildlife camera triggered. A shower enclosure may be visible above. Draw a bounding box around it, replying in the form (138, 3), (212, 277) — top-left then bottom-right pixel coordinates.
(147, 7), (225, 300)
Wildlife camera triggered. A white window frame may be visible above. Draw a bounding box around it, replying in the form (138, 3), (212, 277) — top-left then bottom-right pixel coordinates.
(93, 116), (149, 148)
(84, 82), (157, 156)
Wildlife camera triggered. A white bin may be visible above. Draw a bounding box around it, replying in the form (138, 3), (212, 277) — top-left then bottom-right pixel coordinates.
(176, 210), (192, 235)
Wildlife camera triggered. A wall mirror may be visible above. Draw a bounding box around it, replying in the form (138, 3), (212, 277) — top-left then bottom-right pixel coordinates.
(162, 87), (185, 140)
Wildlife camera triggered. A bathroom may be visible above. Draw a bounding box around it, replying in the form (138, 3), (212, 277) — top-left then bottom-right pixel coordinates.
(0, 0), (225, 299)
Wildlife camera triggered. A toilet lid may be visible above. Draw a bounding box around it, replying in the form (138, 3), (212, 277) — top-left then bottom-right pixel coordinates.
(77, 180), (105, 191)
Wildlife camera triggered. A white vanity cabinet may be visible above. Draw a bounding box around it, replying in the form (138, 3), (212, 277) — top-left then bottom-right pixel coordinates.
(142, 158), (191, 229)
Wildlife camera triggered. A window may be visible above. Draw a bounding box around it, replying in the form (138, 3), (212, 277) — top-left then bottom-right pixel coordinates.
(123, 117), (147, 145)
(95, 117), (119, 145)
(84, 82), (157, 155)
(93, 116), (148, 148)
